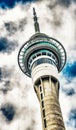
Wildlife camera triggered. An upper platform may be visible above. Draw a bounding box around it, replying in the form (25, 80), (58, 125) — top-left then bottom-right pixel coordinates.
(18, 32), (66, 77)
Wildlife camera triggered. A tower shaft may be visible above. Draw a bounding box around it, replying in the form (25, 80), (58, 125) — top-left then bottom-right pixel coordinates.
(34, 76), (65, 130)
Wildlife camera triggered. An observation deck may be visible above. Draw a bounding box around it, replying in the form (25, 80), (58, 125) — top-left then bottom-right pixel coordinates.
(18, 32), (66, 77)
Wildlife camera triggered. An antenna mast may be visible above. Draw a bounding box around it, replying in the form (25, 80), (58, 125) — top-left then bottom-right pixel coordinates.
(33, 8), (40, 33)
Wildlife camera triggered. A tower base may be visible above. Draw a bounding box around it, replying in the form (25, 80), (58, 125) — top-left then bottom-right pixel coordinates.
(34, 76), (65, 130)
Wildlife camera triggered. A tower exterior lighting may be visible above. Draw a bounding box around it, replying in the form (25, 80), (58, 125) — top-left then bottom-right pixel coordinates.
(18, 8), (66, 130)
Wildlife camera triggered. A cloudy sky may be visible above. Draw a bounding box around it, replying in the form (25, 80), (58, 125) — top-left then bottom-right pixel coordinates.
(0, 0), (76, 130)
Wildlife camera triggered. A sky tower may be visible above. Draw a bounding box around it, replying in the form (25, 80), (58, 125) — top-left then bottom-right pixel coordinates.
(18, 8), (66, 130)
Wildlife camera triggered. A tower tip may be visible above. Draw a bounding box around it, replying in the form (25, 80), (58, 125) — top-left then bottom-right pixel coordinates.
(33, 8), (40, 33)
(33, 8), (35, 15)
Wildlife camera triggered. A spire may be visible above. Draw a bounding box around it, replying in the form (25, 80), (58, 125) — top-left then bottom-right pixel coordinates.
(33, 8), (40, 33)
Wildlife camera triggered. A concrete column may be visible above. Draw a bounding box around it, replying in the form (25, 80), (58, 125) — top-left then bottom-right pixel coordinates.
(34, 76), (65, 130)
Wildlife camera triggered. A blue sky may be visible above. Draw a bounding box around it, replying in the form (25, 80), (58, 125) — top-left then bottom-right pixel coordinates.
(0, 0), (76, 9)
(0, 0), (76, 130)
(63, 61), (76, 79)
(0, 0), (33, 9)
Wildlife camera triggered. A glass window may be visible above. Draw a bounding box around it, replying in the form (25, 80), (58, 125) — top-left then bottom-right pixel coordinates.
(40, 86), (42, 92)
(42, 52), (46, 55)
(43, 109), (45, 117)
(44, 119), (47, 128)
(41, 93), (43, 99)
(42, 101), (44, 108)
(48, 53), (51, 57)
(31, 58), (56, 69)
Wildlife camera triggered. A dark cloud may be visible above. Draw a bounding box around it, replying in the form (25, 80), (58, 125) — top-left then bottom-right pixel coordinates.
(26, 119), (36, 130)
(0, 37), (18, 54)
(62, 88), (75, 96)
(0, 66), (29, 94)
(73, 0), (76, 2)
(63, 61), (76, 79)
(66, 88), (75, 96)
(0, 67), (12, 93)
(19, 18), (27, 31)
(1, 103), (15, 121)
(47, 0), (76, 30)
(59, 0), (76, 7)
(0, 68), (1, 81)
(26, 128), (31, 130)
(0, 67), (11, 80)
(0, 0), (33, 9)
(52, 12), (63, 27)
(67, 109), (76, 128)
(5, 18), (27, 34)
(27, 120), (36, 130)
(1, 81), (11, 94)
(59, 0), (71, 7)
(47, 0), (58, 9)
(47, 1), (64, 28)
(5, 22), (17, 35)
(4, 80), (10, 87)
(48, 0), (76, 9)
(44, 11), (63, 29)
(69, 109), (76, 120)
